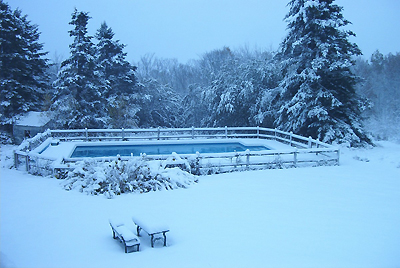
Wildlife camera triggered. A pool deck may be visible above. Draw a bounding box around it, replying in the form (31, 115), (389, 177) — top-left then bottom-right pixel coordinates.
(36, 138), (293, 162)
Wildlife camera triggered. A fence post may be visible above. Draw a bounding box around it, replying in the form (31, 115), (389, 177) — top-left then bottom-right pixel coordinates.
(14, 150), (18, 169)
(225, 126), (228, 139)
(257, 126), (260, 139)
(85, 128), (88, 141)
(246, 150), (250, 169)
(290, 131), (293, 146)
(274, 128), (277, 141)
(121, 128), (125, 140)
(192, 126), (195, 139)
(157, 127), (161, 140)
(308, 136), (312, 148)
(25, 155), (29, 172)
(294, 150), (298, 167)
(234, 151), (238, 168)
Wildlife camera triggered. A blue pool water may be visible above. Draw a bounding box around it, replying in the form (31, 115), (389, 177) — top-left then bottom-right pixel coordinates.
(70, 142), (269, 158)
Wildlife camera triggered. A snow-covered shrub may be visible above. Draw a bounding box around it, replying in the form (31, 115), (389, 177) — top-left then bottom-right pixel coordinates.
(17, 129), (52, 151)
(62, 156), (197, 198)
(28, 157), (54, 177)
(188, 152), (202, 175)
(203, 163), (223, 175)
(0, 131), (13, 144)
(0, 145), (15, 169)
(162, 152), (191, 172)
(272, 155), (284, 169)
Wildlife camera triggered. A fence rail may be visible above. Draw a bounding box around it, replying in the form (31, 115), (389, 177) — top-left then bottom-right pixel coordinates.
(14, 127), (339, 175)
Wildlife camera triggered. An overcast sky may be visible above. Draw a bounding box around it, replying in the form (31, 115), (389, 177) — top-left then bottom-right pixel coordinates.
(7, 0), (400, 63)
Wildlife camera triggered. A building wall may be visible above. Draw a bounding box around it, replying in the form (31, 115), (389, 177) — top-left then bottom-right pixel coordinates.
(12, 125), (47, 144)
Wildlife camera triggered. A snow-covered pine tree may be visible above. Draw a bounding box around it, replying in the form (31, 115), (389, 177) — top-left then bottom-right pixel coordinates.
(95, 22), (140, 128)
(51, 9), (103, 129)
(95, 22), (138, 97)
(0, 0), (49, 140)
(276, 0), (371, 146)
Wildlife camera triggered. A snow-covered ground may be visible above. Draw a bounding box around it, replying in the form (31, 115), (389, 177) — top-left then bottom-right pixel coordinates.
(1, 141), (400, 268)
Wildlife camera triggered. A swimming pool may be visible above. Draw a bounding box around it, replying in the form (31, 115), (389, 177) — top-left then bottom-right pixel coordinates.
(70, 142), (270, 158)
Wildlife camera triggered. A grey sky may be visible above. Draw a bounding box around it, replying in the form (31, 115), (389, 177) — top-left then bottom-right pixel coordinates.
(7, 0), (400, 63)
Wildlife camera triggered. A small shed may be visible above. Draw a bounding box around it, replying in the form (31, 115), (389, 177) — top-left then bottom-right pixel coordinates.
(13, 111), (51, 144)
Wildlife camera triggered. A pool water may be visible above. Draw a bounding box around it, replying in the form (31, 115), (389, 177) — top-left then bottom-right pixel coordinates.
(70, 142), (269, 158)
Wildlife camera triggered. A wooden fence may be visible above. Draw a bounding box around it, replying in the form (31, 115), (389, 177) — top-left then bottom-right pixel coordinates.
(14, 127), (340, 175)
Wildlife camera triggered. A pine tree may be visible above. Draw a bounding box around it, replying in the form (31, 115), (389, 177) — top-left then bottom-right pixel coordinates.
(95, 22), (138, 97)
(95, 22), (140, 128)
(276, 0), (371, 146)
(51, 9), (102, 129)
(0, 0), (49, 138)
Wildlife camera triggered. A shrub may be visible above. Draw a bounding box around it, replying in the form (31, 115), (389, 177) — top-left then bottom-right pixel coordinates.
(62, 156), (197, 198)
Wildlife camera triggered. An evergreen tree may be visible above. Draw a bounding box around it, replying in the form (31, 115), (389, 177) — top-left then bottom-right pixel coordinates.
(95, 22), (140, 128)
(276, 0), (371, 146)
(51, 9), (102, 129)
(95, 22), (138, 97)
(0, 0), (49, 139)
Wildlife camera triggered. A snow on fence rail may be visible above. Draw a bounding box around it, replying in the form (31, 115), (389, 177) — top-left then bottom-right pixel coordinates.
(14, 127), (339, 175)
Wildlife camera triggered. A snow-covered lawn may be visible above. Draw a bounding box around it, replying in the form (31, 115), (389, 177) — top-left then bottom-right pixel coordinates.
(1, 142), (400, 268)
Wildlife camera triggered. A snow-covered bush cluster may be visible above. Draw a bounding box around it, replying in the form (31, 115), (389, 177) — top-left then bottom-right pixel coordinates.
(27, 157), (55, 177)
(0, 131), (13, 144)
(17, 129), (51, 152)
(62, 156), (197, 198)
(0, 145), (15, 169)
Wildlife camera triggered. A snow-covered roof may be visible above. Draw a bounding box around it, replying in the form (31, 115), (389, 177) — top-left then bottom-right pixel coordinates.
(15, 111), (50, 127)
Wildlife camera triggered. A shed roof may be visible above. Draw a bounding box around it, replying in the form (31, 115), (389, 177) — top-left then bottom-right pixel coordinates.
(15, 111), (50, 127)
